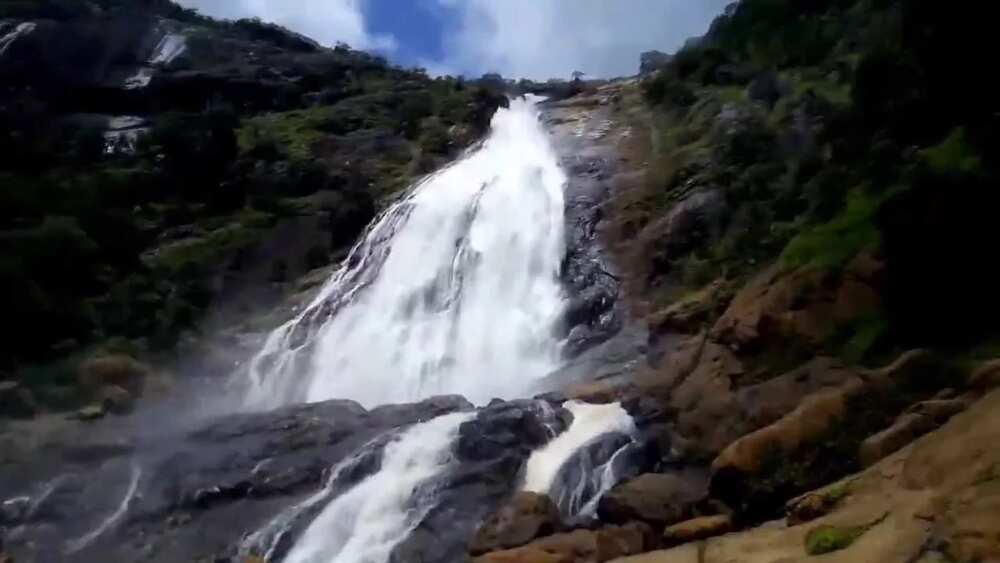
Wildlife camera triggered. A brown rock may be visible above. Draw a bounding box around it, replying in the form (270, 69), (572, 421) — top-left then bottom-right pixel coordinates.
(905, 398), (970, 421)
(712, 381), (860, 476)
(710, 265), (881, 353)
(471, 492), (562, 555)
(859, 413), (939, 468)
(474, 523), (650, 563)
(662, 515), (733, 547)
(599, 473), (706, 526)
(668, 342), (747, 457)
(77, 354), (151, 396)
(736, 358), (862, 429)
(969, 359), (1000, 390)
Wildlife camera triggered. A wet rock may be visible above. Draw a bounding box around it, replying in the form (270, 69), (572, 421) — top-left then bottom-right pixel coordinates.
(1, 496), (29, 525)
(471, 492), (562, 555)
(661, 515), (733, 547)
(0, 381), (37, 419)
(598, 473), (706, 527)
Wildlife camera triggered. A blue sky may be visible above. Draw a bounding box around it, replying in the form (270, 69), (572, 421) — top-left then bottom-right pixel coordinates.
(177, 0), (730, 80)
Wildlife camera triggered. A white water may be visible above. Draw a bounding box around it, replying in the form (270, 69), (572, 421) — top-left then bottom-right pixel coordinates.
(0, 22), (36, 57)
(522, 401), (635, 500)
(65, 462), (141, 554)
(241, 442), (383, 560)
(150, 33), (187, 65)
(282, 412), (472, 563)
(245, 97), (568, 409)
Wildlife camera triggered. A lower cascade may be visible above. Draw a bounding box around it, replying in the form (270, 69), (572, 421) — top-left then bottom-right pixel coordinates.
(244, 96), (569, 410)
(281, 412), (473, 563)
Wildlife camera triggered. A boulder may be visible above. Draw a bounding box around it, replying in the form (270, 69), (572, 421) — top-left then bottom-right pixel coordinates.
(661, 515), (733, 547)
(474, 523), (651, 563)
(598, 473), (706, 527)
(471, 492), (562, 555)
(0, 381), (37, 418)
(77, 355), (151, 396)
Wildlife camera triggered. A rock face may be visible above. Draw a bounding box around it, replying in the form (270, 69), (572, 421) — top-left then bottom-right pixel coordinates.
(606, 389), (1000, 563)
(0, 395), (576, 563)
(709, 351), (963, 518)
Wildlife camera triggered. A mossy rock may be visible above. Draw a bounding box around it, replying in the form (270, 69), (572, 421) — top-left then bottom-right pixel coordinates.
(805, 524), (864, 555)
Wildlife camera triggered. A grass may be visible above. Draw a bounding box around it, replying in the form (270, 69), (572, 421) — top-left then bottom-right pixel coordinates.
(781, 189), (881, 272)
(805, 525), (865, 555)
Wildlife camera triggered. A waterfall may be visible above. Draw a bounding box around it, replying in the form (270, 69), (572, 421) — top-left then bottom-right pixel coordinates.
(245, 97), (568, 409)
(280, 412), (473, 563)
(522, 401), (636, 517)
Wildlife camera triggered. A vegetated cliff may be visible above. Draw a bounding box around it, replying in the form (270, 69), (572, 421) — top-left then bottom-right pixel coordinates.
(468, 0), (1000, 561)
(0, 0), (506, 414)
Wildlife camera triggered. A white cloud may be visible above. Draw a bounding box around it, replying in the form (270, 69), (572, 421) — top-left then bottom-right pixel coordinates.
(431, 0), (731, 80)
(175, 0), (397, 52)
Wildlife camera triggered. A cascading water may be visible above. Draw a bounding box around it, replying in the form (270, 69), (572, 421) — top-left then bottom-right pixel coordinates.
(245, 97), (568, 410)
(280, 412), (473, 563)
(522, 401), (636, 516)
(240, 98), (638, 563)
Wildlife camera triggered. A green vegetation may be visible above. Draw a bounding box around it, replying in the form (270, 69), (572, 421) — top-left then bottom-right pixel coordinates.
(0, 1), (506, 408)
(805, 525), (864, 555)
(628, 0), (1000, 359)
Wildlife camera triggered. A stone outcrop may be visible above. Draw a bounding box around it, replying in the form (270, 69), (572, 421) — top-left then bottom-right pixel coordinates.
(709, 351), (962, 517)
(605, 388), (1000, 563)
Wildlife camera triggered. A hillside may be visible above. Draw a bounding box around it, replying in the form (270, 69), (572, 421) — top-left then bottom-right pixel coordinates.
(0, 0), (505, 413)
